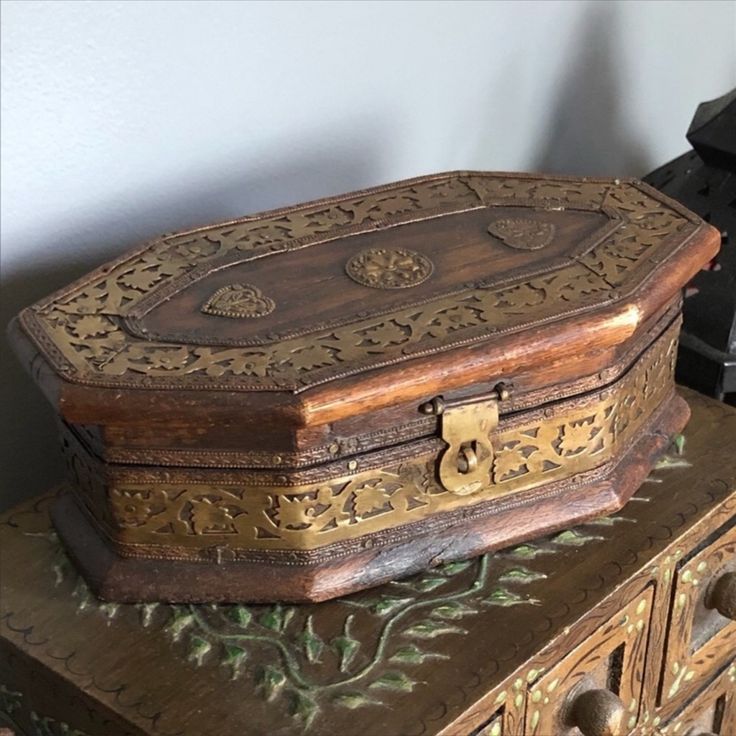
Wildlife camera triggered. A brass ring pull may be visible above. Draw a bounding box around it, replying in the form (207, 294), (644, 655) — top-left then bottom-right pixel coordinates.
(457, 445), (478, 474)
(423, 382), (511, 496)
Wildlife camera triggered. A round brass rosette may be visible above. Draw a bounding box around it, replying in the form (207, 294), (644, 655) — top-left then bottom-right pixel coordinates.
(345, 247), (434, 289)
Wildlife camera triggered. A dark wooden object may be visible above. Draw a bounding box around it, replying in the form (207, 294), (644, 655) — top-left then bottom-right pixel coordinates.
(645, 89), (736, 403)
(1, 388), (734, 735)
(7, 172), (721, 602)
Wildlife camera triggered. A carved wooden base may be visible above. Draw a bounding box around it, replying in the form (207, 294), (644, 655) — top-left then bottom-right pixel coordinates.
(51, 391), (690, 603)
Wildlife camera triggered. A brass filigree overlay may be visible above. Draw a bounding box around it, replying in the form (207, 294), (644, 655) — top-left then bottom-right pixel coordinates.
(487, 217), (556, 250)
(18, 172), (700, 392)
(201, 283), (275, 319)
(61, 321), (678, 559)
(345, 248), (434, 289)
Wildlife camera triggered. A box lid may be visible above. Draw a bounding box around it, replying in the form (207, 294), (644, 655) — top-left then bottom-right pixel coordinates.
(10, 171), (719, 431)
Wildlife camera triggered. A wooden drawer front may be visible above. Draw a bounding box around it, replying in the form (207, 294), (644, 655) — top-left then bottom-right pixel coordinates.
(661, 524), (736, 707)
(657, 662), (736, 735)
(526, 588), (653, 736)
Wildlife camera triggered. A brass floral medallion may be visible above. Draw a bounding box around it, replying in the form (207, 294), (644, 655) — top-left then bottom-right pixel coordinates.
(201, 283), (275, 319)
(345, 248), (433, 289)
(487, 218), (556, 250)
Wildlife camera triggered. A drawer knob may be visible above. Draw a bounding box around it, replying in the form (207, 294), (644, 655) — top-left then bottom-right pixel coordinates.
(707, 571), (736, 620)
(569, 688), (626, 736)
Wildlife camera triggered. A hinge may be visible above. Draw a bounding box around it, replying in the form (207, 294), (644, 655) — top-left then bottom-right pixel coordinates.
(419, 382), (512, 496)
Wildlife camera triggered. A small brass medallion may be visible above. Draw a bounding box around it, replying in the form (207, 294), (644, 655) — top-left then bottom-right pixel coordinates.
(345, 248), (433, 289)
(487, 218), (555, 250)
(201, 283), (275, 319)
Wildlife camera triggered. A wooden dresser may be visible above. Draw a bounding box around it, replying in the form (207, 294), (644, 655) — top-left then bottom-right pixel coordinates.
(1, 388), (734, 736)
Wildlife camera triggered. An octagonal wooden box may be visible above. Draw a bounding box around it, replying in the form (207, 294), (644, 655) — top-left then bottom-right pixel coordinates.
(8, 171), (720, 603)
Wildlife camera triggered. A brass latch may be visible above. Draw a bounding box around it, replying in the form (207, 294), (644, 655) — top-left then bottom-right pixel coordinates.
(420, 382), (512, 496)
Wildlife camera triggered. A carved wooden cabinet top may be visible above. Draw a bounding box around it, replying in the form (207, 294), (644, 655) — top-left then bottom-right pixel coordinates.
(2, 389), (734, 736)
(9, 171), (719, 429)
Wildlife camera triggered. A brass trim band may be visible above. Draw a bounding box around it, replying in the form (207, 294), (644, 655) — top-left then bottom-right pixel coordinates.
(62, 319), (679, 559)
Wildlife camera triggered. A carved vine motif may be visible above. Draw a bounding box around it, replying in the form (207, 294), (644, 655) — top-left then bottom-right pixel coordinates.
(43, 525), (623, 730)
(21, 174), (697, 390)
(201, 284), (275, 319)
(345, 248), (434, 289)
(487, 218), (556, 250)
(65, 326), (677, 557)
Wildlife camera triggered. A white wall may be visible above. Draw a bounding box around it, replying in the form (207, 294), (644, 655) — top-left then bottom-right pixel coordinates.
(2, 0), (735, 508)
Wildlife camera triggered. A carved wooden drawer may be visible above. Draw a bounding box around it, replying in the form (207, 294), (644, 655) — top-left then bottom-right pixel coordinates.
(657, 661), (736, 736)
(659, 524), (736, 711)
(526, 588), (653, 736)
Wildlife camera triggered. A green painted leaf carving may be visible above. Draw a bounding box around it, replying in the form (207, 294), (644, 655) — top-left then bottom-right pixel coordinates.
(498, 567), (548, 584)
(230, 605), (252, 628)
(654, 455), (692, 470)
(505, 544), (551, 559)
(31, 713), (90, 736)
(166, 611), (194, 641)
(483, 588), (540, 607)
(552, 530), (604, 547)
(370, 596), (414, 616)
(289, 689), (318, 728)
(429, 601), (475, 620)
(188, 635), (212, 666)
(390, 645), (449, 664)
(223, 644), (248, 678)
(437, 559), (474, 576)
(403, 619), (466, 639)
(99, 602), (119, 620)
(0, 684), (22, 714)
(259, 604), (295, 632)
(298, 615), (324, 664)
(369, 670), (417, 692)
(257, 664), (286, 701)
(584, 516), (632, 527)
(673, 433), (686, 455)
(333, 692), (380, 710)
(411, 576), (447, 592)
(333, 615), (360, 672)
(333, 636), (360, 672)
(139, 602), (158, 627)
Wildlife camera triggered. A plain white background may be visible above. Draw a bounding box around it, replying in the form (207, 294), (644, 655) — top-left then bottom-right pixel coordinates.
(2, 0), (735, 508)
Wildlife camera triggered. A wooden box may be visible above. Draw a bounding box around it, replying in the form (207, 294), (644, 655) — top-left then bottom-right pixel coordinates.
(7, 171), (721, 603)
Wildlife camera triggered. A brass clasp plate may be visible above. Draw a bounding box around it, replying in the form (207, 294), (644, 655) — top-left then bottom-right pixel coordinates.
(420, 383), (512, 496)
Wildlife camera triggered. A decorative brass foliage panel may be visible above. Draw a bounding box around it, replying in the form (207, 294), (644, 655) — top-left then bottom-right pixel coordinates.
(62, 323), (678, 557)
(19, 172), (700, 391)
